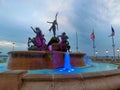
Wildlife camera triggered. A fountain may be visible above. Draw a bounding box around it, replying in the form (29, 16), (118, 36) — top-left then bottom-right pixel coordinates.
(0, 13), (120, 90)
(7, 13), (85, 70)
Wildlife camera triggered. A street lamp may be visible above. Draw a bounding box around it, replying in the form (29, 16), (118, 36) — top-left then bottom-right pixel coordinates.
(116, 48), (120, 59)
(12, 43), (15, 51)
(95, 50), (98, 59)
(105, 49), (109, 58)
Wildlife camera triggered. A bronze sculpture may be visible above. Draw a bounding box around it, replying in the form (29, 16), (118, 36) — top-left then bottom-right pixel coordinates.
(47, 12), (58, 37)
(28, 13), (70, 52)
(28, 27), (46, 50)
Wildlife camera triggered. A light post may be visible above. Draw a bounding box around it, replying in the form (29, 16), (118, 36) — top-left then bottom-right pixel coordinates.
(116, 48), (120, 59)
(105, 49), (109, 58)
(95, 50), (98, 59)
(12, 43), (15, 51)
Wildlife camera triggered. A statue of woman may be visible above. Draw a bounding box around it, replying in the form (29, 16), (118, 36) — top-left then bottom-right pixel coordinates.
(58, 32), (70, 52)
(47, 13), (58, 37)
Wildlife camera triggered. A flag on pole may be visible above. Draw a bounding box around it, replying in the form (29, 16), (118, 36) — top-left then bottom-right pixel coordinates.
(90, 31), (95, 41)
(109, 26), (115, 37)
(90, 30), (96, 57)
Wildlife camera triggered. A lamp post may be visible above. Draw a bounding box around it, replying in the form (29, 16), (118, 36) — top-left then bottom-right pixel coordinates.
(95, 50), (98, 59)
(12, 43), (15, 51)
(105, 49), (109, 58)
(116, 48), (120, 59)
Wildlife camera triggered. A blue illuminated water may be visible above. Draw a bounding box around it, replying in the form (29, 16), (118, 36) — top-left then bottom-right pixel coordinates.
(0, 62), (118, 74)
(59, 51), (74, 72)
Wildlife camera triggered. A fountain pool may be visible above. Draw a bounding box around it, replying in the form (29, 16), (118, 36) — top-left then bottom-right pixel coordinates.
(0, 62), (118, 74)
(28, 62), (118, 74)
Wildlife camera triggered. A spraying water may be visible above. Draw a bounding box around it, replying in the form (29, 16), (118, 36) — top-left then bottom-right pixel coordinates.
(60, 51), (74, 72)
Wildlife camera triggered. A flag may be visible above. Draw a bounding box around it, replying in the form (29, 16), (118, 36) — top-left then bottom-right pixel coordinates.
(90, 31), (95, 41)
(109, 26), (115, 37)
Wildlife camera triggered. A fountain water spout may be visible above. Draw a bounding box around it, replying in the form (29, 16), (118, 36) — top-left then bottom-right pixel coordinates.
(60, 51), (74, 72)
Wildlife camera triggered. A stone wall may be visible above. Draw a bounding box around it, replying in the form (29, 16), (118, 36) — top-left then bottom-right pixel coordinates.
(0, 70), (120, 90)
(0, 70), (27, 90)
(21, 70), (120, 90)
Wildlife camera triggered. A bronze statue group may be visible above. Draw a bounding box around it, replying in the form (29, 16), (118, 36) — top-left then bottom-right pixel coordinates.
(28, 13), (70, 52)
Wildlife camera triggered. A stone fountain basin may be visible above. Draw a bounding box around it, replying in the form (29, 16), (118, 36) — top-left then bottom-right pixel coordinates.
(8, 51), (85, 70)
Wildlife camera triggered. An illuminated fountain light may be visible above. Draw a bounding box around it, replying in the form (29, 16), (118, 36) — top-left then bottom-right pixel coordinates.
(60, 51), (74, 72)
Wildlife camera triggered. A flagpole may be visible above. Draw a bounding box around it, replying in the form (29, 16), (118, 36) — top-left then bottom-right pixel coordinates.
(76, 32), (78, 52)
(93, 39), (96, 58)
(110, 26), (116, 61)
(91, 30), (96, 58)
(112, 36), (116, 60)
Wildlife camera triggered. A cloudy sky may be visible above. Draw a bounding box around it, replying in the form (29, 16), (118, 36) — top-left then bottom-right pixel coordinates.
(0, 0), (120, 56)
